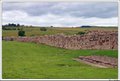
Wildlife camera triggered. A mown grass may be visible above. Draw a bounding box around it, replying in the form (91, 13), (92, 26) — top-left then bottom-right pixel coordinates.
(2, 41), (118, 79)
(2, 27), (118, 37)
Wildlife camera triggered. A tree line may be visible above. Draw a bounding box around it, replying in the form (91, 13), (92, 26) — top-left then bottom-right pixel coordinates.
(2, 23), (25, 30)
(2, 23), (24, 27)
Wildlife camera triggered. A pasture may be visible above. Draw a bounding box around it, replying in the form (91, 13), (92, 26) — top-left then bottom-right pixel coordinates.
(2, 27), (118, 79)
(2, 27), (118, 37)
(2, 41), (118, 79)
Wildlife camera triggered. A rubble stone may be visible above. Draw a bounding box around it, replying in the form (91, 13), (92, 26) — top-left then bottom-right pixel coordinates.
(3, 30), (118, 50)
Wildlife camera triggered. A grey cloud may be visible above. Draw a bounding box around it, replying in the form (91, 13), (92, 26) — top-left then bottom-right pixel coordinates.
(3, 2), (118, 18)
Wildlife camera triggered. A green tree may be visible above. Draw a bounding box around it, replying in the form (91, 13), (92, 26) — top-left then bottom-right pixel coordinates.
(76, 31), (85, 35)
(40, 27), (47, 31)
(18, 29), (25, 36)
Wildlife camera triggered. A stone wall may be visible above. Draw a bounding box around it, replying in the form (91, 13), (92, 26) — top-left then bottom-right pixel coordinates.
(3, 30), (118, 50)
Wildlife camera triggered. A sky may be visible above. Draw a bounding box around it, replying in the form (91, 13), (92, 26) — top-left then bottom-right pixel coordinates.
(2, 2), (118, 27)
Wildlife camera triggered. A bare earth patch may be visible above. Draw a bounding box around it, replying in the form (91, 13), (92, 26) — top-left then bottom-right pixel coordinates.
(73, 56), (118, 68)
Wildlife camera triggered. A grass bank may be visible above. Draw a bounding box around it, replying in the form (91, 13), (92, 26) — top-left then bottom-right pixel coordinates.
(2, 41), (118, 79)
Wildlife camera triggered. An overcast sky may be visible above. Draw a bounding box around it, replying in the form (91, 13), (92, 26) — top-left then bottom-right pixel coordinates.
(2, 2), (118, 27)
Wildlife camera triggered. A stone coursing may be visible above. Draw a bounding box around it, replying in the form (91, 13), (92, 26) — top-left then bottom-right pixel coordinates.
(3, 30), (118, 50)
(74, 55), (118, 68)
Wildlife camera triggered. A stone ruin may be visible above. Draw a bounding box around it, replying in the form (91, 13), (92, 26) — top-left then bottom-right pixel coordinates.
(3, 30), (118, 50)
(73, 55), (118, 68)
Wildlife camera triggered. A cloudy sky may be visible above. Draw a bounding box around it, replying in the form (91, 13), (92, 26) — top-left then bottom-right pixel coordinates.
(2, 2), (118, 27)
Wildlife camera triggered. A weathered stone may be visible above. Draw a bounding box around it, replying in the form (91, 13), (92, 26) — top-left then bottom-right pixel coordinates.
(3, 30), (118, 50)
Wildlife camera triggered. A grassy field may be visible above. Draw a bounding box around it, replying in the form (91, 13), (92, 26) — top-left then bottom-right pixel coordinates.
(2, 27), (118, 37)
(2, 41), (118, 79)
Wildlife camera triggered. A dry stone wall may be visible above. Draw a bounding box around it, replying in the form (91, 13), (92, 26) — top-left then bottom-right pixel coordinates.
(3, 30), (118, 50)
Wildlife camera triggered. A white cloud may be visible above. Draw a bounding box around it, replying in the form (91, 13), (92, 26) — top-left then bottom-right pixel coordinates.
(3, 2), (117, 18)
(3, 10), (118, 27)
(2, 2), (118, 27)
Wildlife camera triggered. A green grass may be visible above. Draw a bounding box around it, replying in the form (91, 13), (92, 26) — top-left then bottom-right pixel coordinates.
(2, 27), (118, 37)
(2, 41), (118, 79)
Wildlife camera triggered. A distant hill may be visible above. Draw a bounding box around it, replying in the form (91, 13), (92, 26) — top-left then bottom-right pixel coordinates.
(81, 25), (92, 28)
